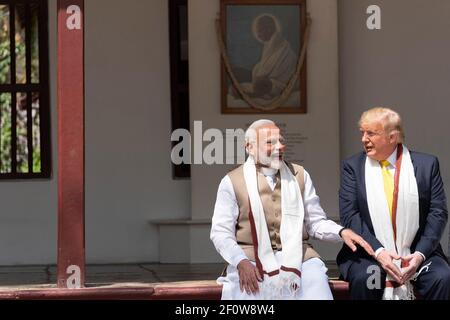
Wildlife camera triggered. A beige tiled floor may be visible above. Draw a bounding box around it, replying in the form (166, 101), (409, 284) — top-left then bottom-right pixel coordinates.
(0, 261), (340, 288)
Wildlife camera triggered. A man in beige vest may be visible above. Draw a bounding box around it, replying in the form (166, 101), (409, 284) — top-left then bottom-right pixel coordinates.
(210, 119), (374, 300)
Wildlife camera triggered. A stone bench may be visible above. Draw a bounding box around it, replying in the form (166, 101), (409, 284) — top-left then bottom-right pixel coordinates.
(0, 280), (350, 300)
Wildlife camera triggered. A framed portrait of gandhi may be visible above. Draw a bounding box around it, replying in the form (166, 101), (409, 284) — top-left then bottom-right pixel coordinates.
(219, 0), (307, 114)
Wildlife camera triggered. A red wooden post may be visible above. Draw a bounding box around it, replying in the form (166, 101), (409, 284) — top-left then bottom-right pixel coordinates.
(57, 0), (85, 288)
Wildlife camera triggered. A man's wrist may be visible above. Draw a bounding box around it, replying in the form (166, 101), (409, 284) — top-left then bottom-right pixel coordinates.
(414, 251), (426, 262)
(236, 258), (250, 268)
(375, 247), (385, 258)
(232, 254), (249, 268)
(338, 227), (347, 238)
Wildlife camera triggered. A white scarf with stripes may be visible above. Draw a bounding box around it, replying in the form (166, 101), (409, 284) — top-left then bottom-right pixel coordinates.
(365, 145), (419, 300)
(243, 156), (304, 299)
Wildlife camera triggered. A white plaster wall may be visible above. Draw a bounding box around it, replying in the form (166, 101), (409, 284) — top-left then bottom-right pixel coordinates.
(84, 0), (190, 263)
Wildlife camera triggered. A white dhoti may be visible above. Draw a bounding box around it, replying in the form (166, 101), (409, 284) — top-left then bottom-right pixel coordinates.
(217, 253), (333, 300)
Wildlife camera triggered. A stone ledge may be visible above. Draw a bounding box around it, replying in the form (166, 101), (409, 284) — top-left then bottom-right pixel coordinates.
(0, 280), (350, 300)
(149, 219), (211, 226)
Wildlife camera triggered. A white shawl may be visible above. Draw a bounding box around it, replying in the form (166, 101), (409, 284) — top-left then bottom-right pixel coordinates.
(365, 145), (419, 300)
(243, 156), (304, 299)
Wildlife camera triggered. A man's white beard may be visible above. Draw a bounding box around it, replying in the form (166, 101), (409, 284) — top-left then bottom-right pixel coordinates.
(258, 153), (282, 170)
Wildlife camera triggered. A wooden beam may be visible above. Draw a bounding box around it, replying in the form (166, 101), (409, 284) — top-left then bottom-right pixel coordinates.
(57, 0), (85, 288)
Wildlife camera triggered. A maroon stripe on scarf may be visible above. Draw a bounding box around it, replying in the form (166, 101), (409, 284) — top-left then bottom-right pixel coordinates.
(401, 260), (409, 268)
(281, 266), (302, 277)
(264, 270), (280, 277)
(391, 144), (403, 244)
(385, 281), (402, 288)
(247, 197), (265, 278)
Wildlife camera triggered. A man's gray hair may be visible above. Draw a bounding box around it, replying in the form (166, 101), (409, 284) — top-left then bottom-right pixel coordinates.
(359, 107), (405, 143)
(244, 119), (275, 145)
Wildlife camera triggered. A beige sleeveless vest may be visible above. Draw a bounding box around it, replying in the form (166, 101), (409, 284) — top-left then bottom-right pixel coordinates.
(228, 162), (320, 263)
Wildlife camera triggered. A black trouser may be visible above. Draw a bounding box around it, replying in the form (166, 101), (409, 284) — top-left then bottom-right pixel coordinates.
(345, 254), (450, 300)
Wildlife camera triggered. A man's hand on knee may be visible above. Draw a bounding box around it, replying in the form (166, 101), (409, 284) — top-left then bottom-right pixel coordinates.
(237, 259), (263, 295)
(340, 228), (375, 257)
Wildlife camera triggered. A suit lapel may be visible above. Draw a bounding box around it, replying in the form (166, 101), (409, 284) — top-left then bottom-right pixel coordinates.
(410, 151), (424, 198)
(359, 153), (376, 231)
(411, 152), (419, 177)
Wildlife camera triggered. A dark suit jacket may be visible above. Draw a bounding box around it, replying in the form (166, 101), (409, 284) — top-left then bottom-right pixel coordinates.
(337, 150), (448, 279)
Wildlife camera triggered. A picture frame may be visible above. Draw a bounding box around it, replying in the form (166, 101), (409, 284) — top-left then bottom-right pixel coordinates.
(219, 0), (307, 114)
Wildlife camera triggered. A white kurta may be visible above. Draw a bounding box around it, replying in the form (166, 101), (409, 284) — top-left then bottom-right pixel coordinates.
(210, 168), (343, 300)
(219, 253), (333, 300)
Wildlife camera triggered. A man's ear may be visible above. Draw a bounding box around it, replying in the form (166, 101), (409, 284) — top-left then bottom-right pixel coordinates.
(386, 131), (393, 143)
(246, 142), (254, 156)
(389, 131), (398, 144)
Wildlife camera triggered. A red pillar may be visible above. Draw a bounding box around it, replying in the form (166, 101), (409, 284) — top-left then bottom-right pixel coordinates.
(57, 0), (85, 288)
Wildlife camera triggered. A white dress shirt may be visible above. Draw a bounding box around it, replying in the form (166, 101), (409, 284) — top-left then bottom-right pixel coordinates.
(210, 168), (344, 268)
(374, 147), (426, 261)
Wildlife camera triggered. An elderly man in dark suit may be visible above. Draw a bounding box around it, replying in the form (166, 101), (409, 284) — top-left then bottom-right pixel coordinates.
(337, 107), (450, 300)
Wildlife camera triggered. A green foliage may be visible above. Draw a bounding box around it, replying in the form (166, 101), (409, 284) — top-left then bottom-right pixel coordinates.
(0, 5), (41, 174)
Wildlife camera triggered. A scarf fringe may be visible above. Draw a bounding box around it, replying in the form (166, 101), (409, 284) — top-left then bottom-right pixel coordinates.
(383, 282), (415, 300)
(260, 271), (301, 300)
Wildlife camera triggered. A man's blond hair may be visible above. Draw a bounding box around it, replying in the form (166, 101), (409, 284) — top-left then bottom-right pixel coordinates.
(359, 107), (405, 143)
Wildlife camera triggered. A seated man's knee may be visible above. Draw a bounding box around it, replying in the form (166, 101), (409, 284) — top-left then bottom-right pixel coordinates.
(431, 269), (450, 290)
(417, 268), (450, 300)
(300, 258), (333, 299)
(349, 265), (385, 299)
(302, 258), (329, 286)
(350, 263), (385, 290)
(442, 270), (450, 285)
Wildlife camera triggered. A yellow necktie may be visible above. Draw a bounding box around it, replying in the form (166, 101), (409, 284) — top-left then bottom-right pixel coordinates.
(380, 160), (394, 218)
